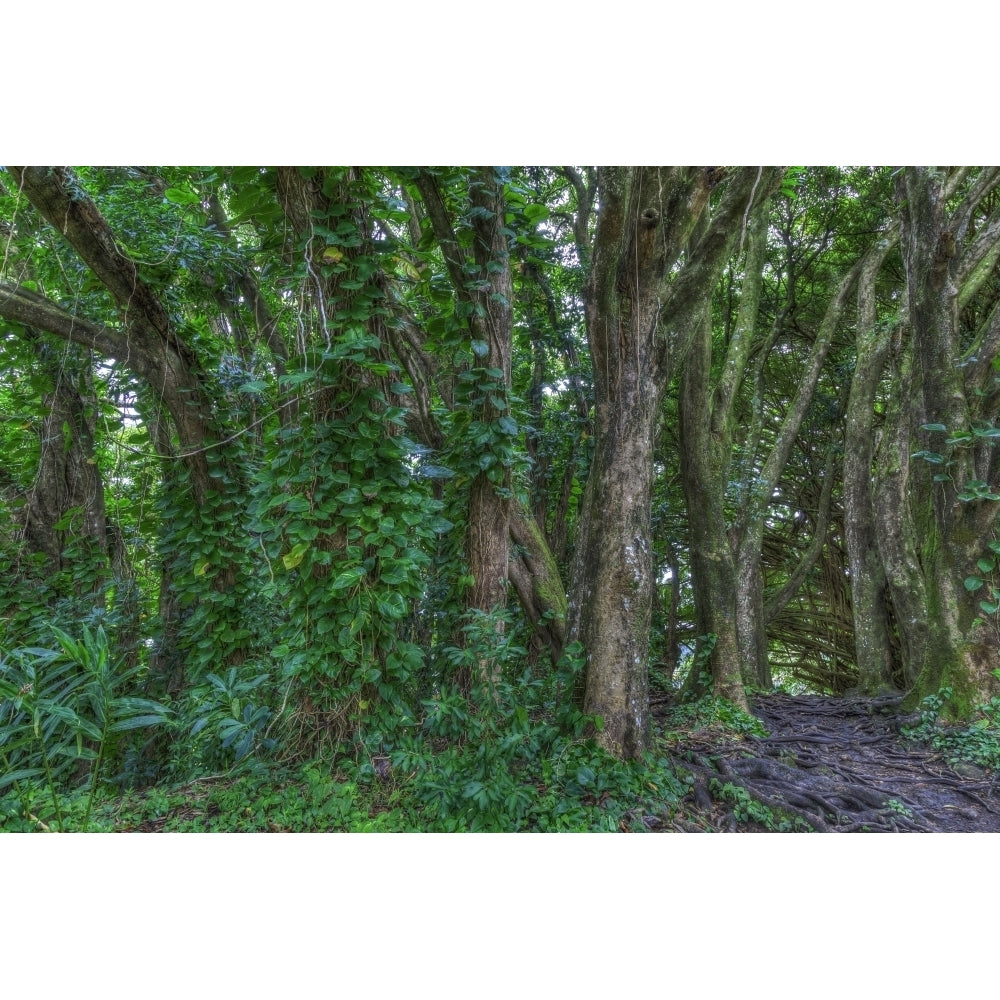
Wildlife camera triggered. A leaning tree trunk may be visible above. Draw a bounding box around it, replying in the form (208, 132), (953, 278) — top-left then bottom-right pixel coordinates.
(732, 245), (873, 689)
(676, 192), (773, 707)
(2, 166), (248, 673)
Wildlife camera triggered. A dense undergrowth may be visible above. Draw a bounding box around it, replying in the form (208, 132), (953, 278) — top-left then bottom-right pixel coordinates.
(0, 624), (692, 832)
(6, 619), (1000, 833)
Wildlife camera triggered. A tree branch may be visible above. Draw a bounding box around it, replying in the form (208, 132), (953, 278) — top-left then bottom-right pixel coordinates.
(7, 167), (187, 358)
(0, 282), (130, 362)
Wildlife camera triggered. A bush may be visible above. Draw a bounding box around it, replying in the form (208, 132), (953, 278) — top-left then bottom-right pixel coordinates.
(0, 625), (170, 831)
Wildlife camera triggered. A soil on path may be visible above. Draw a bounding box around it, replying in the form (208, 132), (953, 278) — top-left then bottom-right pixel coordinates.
(660, 692), (1000, 832)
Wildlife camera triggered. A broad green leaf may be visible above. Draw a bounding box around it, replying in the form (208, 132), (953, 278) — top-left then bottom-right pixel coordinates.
(282, 542), (310, 570)
(164, 187), (200, 206)
(417, 464), (454, 479)
(330, 566), (367, 592)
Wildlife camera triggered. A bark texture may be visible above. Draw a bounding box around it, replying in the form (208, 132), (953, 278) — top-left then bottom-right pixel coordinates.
(889, 167), (1000, 709)
(570, 166), (782, 758)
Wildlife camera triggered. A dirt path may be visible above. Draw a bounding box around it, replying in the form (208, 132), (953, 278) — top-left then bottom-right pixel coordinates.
(662, 693), (1000, 832)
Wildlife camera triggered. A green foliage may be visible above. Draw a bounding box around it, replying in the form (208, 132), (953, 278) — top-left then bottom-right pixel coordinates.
(381, 640), (685, 831)
(709, 779), (811, 831)
(902, 682), (1000, 771)
(669, 633), (718, 697)
(914, 422), (1000, 628)
(14, 164), (1000, 831)
(250, 370), (441, 741)
(183, 667), (278, 770)
(659, 694), (770, 744)
(0, 625), (170, 830)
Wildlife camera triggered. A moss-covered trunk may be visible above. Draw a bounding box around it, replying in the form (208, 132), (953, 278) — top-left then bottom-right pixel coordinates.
(678, 301), (746, 708)
(888, 167), (1000, 712)
(569, 167), (782, 758)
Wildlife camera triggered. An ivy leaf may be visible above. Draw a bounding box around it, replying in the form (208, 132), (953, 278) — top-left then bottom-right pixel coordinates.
(416, 464), (455, 479)
(470, 340), (489, 357)
(330, 566), (366, 592)
(965, 576), (985, 592)
(164, 187), (200, 206)
(282, 542), (310, 571)
(392, 256), (423, 281)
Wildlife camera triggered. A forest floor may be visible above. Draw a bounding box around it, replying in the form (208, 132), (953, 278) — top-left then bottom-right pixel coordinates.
(657, 692), (1000, 832)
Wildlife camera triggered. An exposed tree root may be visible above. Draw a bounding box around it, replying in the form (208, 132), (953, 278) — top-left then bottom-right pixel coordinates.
(658, 693), (1000, 832)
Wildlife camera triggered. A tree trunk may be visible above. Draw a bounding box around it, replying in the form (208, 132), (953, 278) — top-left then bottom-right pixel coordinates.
(569, 166), (782, 758)
(891, 167), (1000, 710)
(2, 167), (250, 674)
(507, 497), (568, 664)
(13, 342), (108, 597)
(412, 168), (514, 687)
(843, 237), (901, 691)
(676, 192), (772, 706)
(679, 302), (746, 708)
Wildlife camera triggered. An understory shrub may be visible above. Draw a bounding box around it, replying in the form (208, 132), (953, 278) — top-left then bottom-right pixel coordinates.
(0, 624), (170, 831)
(902, 679), (1000, 771)
(378, 640), (686, 831)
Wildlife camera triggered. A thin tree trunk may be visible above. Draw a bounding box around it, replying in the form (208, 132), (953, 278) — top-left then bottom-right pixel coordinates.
(679, 302), (746, 708)
(843, 237), (901, 691)
(733, 247), (872, 688)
